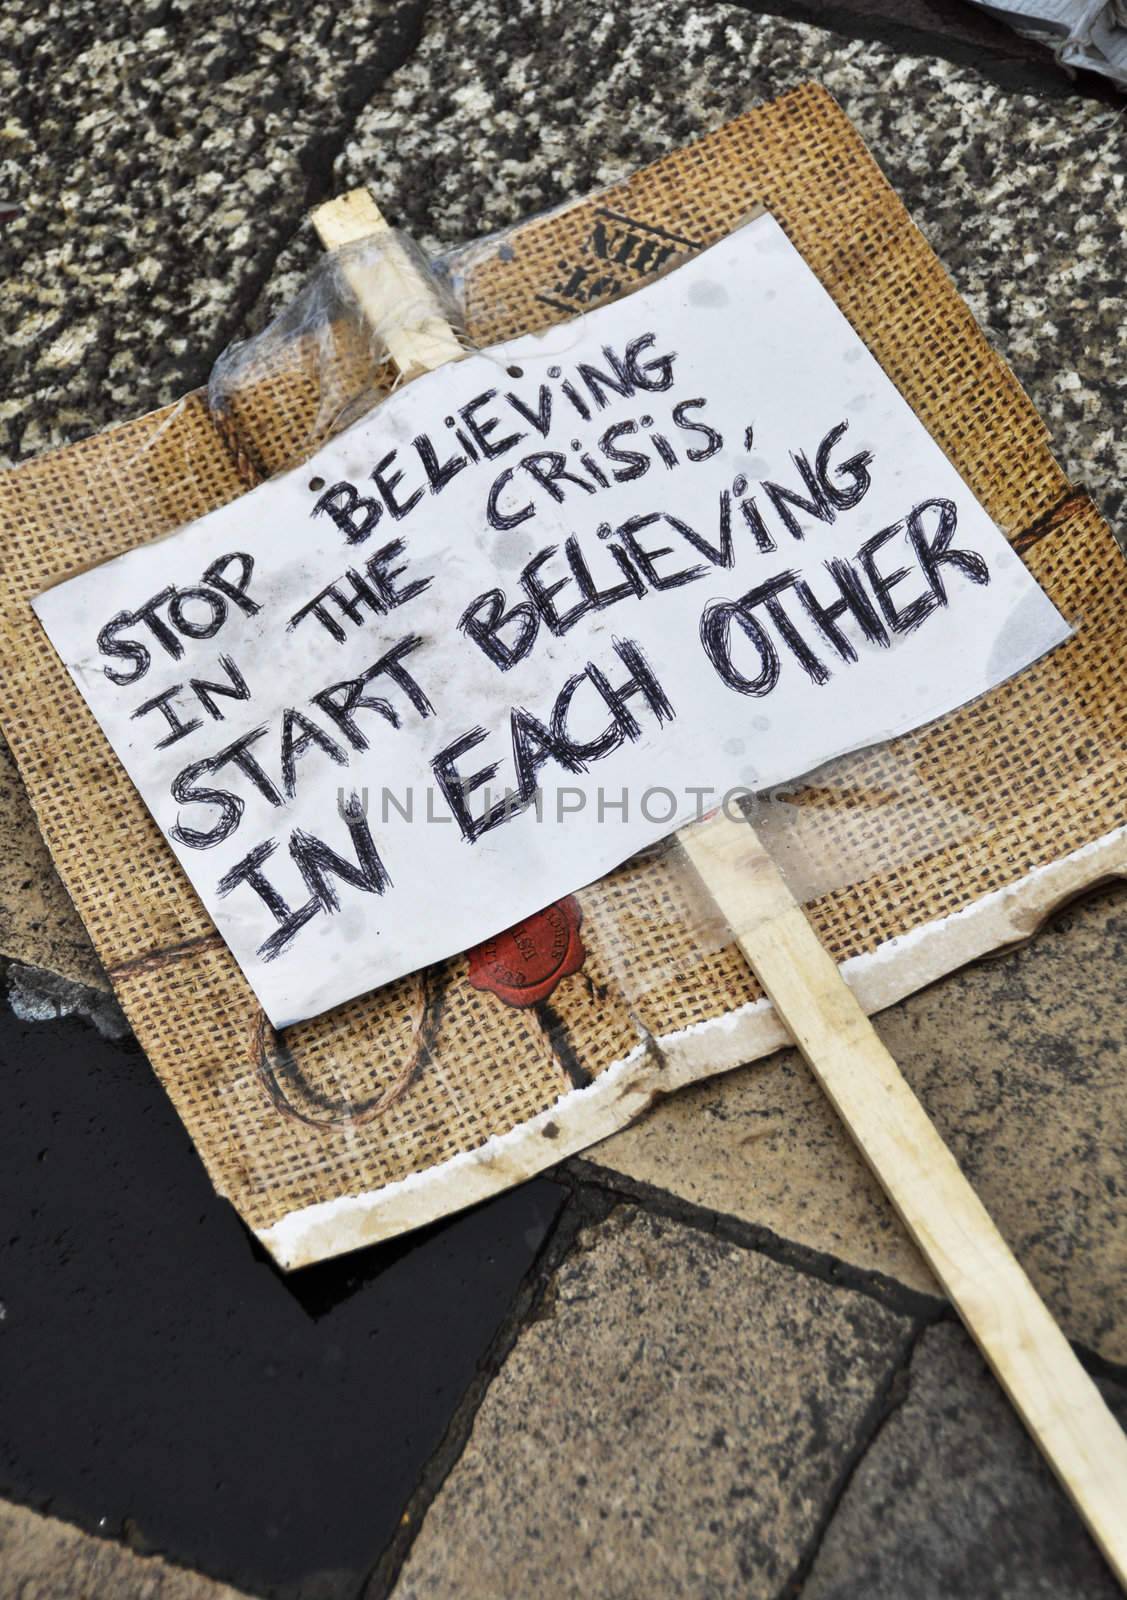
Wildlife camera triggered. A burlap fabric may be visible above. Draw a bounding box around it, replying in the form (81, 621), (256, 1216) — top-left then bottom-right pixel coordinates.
(1, 84), (1123, 1267)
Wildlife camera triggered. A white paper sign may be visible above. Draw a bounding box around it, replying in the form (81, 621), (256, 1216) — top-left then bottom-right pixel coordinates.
(34, 215), (1070, 1028)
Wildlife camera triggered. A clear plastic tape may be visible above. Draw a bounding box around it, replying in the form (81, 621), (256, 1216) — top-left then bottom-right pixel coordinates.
(208, 231), (471, 467)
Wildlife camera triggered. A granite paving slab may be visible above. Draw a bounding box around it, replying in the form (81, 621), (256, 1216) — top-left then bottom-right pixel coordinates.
(390, 1205), (915, 1600)
(0, 0), (426, 467)
(323, 1), (1126, 537)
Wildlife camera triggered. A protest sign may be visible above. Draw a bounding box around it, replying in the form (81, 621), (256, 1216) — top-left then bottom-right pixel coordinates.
(32, 214), (1069, 1028)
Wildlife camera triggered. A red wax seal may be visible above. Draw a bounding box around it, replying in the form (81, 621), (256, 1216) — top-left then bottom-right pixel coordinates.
(466, 896), (585, 1007)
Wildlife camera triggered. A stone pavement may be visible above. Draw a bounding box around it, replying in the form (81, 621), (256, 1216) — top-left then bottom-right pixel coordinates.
(1, 2), (1125, 1596)
(0, 1500), (251, 1600)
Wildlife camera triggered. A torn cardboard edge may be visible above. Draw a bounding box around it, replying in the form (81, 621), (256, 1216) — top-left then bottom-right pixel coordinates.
(261, 819), (1127, 1268)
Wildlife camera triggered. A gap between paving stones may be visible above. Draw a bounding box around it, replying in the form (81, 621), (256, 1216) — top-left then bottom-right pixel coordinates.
(359, 1185), (612, 1599)
(567, 1156), (1127, 1389)
(180, 0), (435, 404)
(567, 1160), (948, 1323)
(359, 1179), (934, 1599)
(773, 1317), (930, 1600)
(360, 1168), (1127, 1599)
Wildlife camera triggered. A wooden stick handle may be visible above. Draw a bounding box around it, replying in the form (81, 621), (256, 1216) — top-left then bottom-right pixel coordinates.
(312, 189), (463, 379)
(311, 188), (1127, 1587)
(680, 810), (1127, 1585)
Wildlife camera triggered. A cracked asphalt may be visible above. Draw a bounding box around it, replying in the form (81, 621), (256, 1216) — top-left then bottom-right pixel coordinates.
(1, 2), (1125, 1597)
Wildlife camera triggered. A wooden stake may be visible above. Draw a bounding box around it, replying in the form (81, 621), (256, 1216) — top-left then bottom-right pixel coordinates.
(311, 189), (1127, 1587)
(684, 810), (1127, 1585)
(312, 189), (463, 379)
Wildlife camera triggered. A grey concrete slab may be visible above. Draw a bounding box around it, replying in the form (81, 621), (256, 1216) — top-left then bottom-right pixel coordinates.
(0, 1500), (251, 1600)
(391, 1205), (915, 1599)
(802, 1322), (1127, 1600)
(593, 885), (1127, 1364)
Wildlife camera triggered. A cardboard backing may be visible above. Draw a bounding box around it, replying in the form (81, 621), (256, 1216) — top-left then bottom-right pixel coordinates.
(1, 84), (1123, 1267)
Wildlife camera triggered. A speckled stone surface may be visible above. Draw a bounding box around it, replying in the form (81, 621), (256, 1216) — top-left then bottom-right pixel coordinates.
(390, 1205), (914, 1600)
(0, 1499), (251, 1599)
(313, 1), (1125, 537)
(802, 1323), (1127, 1600)
(0, 0), (425, 464)
(593, 884), (1127, 1363)
(5, 5), (1117, 530)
